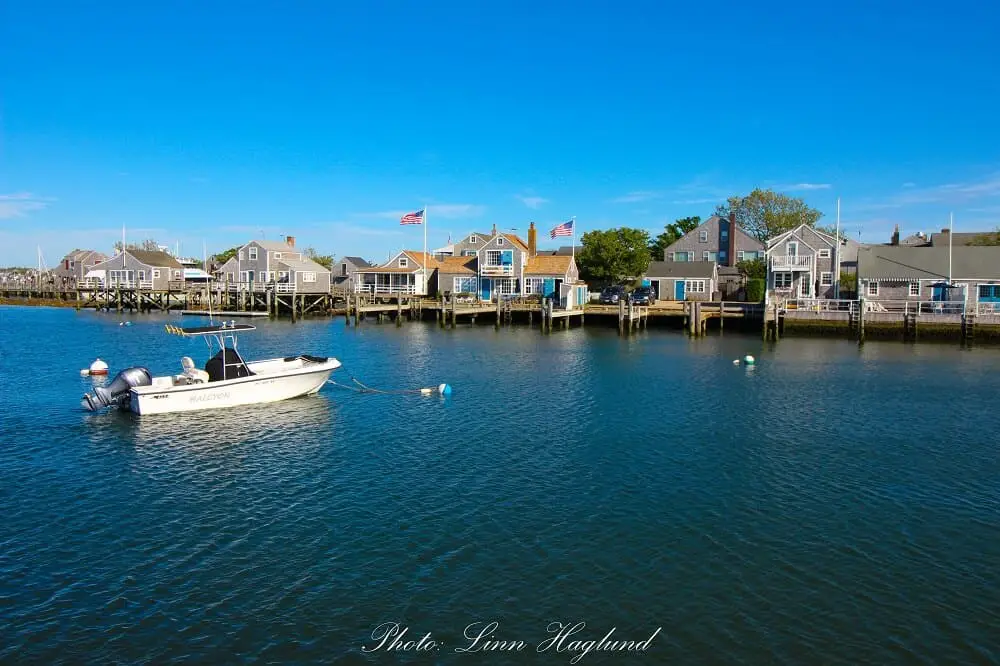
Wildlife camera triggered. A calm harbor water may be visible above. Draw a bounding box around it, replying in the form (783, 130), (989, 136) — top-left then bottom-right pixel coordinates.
(1, 305), (998, 664)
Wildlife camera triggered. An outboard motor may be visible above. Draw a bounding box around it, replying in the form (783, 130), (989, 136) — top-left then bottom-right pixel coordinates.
(82, 367), (152, 411)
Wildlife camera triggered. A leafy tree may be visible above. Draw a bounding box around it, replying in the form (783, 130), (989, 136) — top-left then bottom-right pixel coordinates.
(745, 279), (765, 303)
(578, 227), (651, 284)
(649, 216), (701, 258)
(715, 188), (823, 243)
(304, 247), (334, 270)
(736, 257), (766, 281)
(839, 270), (857, 292)
(212, 246), (240, 264)
(968, 229), (1000, 246)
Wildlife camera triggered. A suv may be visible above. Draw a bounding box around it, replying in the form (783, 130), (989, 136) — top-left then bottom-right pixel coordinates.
(599, 285), (627, 304)
(629, 286), (655, 305)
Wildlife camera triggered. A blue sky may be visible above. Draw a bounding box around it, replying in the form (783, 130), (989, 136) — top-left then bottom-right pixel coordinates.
(2, 0), (999, 266)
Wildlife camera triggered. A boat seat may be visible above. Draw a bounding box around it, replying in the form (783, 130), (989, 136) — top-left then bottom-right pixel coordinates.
(179, 356), (210, 384)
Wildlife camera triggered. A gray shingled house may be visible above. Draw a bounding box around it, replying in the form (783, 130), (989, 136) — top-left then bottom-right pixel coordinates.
(89, 250), (184, 290)
(644, 261), (718, 301)
(216, 236), (332, 294)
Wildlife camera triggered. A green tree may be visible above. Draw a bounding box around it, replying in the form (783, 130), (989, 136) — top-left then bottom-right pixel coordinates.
(578, 227), (651, 284)
(649, 216), (701, 258)
(968, 229), (1000, 246)
(212, 246), (240, 264)
(715, 188), (823, 243)
(839, 270), (857, 293)
(735, 257), (766, 281)
(304, 247), (334, 270)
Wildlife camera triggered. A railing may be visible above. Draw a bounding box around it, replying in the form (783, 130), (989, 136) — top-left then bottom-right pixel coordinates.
(783, 298), (857, 312)
(355, 284), (418, 295)
(863, 300), (966, 315)
(977, 302), (1000, 315)
(276, 283), (297, 294)
(480, 265), (514, 276)
(139, 280), (153, 290)
(770, 255), (813, 270)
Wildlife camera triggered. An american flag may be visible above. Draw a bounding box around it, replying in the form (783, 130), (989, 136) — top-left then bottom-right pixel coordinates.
(400, 209), (424, 225)
(550, 219), (573, 239)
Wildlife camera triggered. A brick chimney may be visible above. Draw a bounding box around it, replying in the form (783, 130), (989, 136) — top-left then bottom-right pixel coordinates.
(727, 213), (737, 266)
(940, 228), (949, 234)
(285, 235), (296, 248)
(491, 223), (497, 236)
(891, 225), (900, 246)
(527, 222), (537, 257)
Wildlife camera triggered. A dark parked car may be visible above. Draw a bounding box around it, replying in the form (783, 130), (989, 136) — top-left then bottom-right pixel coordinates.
(599, 285), (627, 304)
(629, 286), (656, 305)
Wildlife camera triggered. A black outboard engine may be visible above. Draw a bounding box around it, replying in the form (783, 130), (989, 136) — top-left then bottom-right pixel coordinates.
(82, 367), (152, 411)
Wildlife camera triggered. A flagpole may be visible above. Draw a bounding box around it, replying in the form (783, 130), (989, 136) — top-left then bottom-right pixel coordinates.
(571, 216), (576, 265)
(835, 198), (841, 299)
(949, 212), (953, 285)
(423, 206), (428, 293)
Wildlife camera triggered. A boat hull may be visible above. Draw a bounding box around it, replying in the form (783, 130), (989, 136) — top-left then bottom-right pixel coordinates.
(129, 359), (340, 415)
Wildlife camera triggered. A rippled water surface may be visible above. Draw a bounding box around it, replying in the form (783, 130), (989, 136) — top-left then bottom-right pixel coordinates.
(1, 305), (999, 664)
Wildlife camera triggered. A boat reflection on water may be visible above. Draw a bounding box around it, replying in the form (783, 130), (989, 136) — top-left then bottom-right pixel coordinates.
(90, 393), (337, 456)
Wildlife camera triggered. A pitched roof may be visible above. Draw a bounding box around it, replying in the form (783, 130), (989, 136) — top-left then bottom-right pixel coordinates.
(857, 245), (1000, 280)
(340, 256), (371, 267)
(525, 255), (573, 276)
(275, 256), (331, 273)
(128, 250), (184, 268)
(645, 261), (717, 279)
(435, 256), (477, 275)
(251, 240), (298, 252)
(356, 250), (433, 273)
(929, 231), (998, 247)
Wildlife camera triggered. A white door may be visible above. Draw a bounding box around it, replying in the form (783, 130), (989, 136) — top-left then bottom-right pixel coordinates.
(800, 273), (811, 297)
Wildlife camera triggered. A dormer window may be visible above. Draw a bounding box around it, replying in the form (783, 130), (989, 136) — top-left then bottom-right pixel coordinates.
(497, 237), (505, 246)
(399, 257), (409, 268)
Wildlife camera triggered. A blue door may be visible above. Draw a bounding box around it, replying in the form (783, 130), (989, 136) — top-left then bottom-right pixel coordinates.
(641, 278), (651, 287)
(543, 278), (555, 298)
(674, 280), (685, 300)
(933, 284), (947, 301)
(481, 278), (492, 300)
(501, 250), (513, 269)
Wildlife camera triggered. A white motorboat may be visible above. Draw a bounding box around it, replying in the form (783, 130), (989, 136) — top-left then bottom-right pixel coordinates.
(82, 321), (341, 415)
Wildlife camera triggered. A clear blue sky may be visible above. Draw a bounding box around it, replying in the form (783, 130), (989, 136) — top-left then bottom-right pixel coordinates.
(2, 0), (999, 266)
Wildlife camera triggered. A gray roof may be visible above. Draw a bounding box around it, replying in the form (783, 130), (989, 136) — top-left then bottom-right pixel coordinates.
(857, 245), (1000, 280)
(899, 233), (930, 246)
(275, 256), (330, 273)
(340, 256), (371, 267)
(645, 261), (717, 279)
(929, 231), (998, 247)
(128, 250), (184, 268)
(252, 240), (297, 252)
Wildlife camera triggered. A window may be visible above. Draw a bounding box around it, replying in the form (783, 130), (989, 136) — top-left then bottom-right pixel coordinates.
(342, 263), (348, 276)
(398, 257), (409, 268)
(719, 250), (727, 261)
(238, 250), (244, 260)
(461, 250), (477, 256)
(277, 271), (289, 282)
(486, 250), (502, 266)
(453, 277), (478, 293)
(260, 271), (270, 283)
(524, 278), (545, 294)
(470, 235), (478, 244)
(249, 246), (258, 260)
(227, 272), (235, 282)
(173, 270), (182, 279)
(867, 282), (879, 296)
(274, 252), (282, 259)
(302, 272), (317, 283)
(821, 272), (833, 286)
(910, 282), (921, 297)
(496, 278), (518, 295)
(721, 229), (729, 240)
(153, 269), (161, 279)
(497, 237), (505, 245)
(685, 279), (706, 293)
(818, 249), (831, 258)
(800, 276), (811, 296)
(673, 251), (693, 262)
(137, 271), (146, 281)
(739, 250), (760, 261)
(978, 284), (1000, 301)
(699, 230), (709, 242)
(774, 272), (793, 289)
(702, 251), (717, 261)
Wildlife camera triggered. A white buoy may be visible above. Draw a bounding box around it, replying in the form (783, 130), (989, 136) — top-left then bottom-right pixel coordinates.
(733, 359), (740, 365)
(744, 355), (756, 365)
(89, 359), (109, 376)
(80, 369), (90, 376)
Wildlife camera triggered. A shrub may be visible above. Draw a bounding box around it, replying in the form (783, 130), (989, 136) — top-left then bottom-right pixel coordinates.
(745, 278), (765, 303)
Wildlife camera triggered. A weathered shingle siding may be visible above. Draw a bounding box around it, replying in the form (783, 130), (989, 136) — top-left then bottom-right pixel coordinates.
(647, 277), (714, 301)
(478, 235), (527, 275)
(664, 216), (723, 262)
(453, 233), (488, 257)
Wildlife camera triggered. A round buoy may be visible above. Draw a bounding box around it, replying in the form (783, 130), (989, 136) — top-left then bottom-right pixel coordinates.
(744, 355), (755, 365)
(439, 383), (452, 396)
(125, 321), (132, 326)
(733, 359), (740, 365)
(89, 359), (109, 376)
